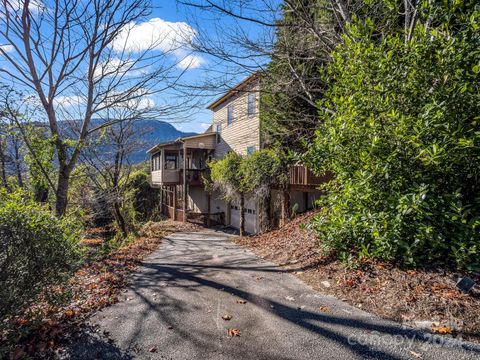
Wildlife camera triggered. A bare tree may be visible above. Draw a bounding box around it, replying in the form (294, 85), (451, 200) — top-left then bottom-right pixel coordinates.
(78, 105), (148, 236)
(0, 0), (194, 215)
(178, 0), (421, 149)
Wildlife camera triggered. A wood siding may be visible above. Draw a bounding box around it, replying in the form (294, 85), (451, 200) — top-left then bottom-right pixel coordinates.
(212, 79), (261, 158)
(183, 133), (216, 149)
(151, 169), (180, 184)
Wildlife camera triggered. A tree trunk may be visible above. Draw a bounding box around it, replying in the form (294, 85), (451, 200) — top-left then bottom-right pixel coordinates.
(14, 146), (23, 188)
(55, 166), (71, 216)
(0, 138), (9, 191)
(280, 188), (290, 227)
(239, 193), (245, 236)
(259, 190), (271, 233)
(113, 200), (128, 237)
(206, 192), (211, 227)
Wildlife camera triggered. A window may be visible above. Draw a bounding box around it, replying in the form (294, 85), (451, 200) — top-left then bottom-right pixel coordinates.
(247, 145), (255, 155)
(227, 104), (233, 125)
(247, 93), (255, 115)
(164, 154), (178, 170)
(216, 123), (222, 143)
(152, 153), (160, 171)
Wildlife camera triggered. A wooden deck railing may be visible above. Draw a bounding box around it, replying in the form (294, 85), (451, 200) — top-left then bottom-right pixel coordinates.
(289, 165), (331, 186)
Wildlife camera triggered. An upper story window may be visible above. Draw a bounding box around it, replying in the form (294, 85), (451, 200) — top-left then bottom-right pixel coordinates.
(247, 145), (255, 155)
(152, 153), (160, 171)
(247, 93), (255, 116)
(216, 123), (222, 143)
(165, 154), (178, 170)
(227, 104), (233, 125)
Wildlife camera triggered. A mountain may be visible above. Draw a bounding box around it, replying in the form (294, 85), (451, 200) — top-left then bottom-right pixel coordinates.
(126, 119), (197, 163)
(1, 119), (196, 168)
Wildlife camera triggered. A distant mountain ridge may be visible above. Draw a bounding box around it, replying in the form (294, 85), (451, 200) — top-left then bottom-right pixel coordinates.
(125, 119), (197, 163)
(1, 119), (196, 166)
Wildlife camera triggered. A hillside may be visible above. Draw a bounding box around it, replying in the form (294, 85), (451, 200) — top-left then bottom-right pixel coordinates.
(125, 119), (196, 163)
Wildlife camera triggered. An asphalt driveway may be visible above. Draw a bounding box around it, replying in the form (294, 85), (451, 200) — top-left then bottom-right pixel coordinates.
(65, 229), (480, 360)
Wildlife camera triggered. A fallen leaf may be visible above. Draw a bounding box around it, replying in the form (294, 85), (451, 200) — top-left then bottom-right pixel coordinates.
(149, 346), (157, 353)
(321, 280), (331, 288)
(319, 306), (329, 312)
(222, 314), (232, 321)
(236, 299), (247, 304)
(255, 276), (263, 281)
(227, 328), (241, 337)
(64, 309), (75, 318)
(409, 350), (422, 358)
(285, 296), (295, 301)
(431, 325), (453, 335)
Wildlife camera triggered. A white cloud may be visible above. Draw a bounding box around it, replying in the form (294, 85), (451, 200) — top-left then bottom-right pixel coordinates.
(199, 122), (211, 130)
(111, 17), (205, 70)
(0, 45), (14, 53)
(53, 91), (154, 111)
(177, 53), (205, 70)
(94, 58), (148, 79)
(54, 95), (85, 107)
(1, 0), (43, 15)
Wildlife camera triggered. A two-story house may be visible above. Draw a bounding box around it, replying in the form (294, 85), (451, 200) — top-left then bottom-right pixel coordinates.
(148, 73), (327, 234)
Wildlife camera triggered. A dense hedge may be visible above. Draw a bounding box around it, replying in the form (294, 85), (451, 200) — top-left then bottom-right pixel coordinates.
(0, 190), (81, 316)
(307, 6), (480, 269)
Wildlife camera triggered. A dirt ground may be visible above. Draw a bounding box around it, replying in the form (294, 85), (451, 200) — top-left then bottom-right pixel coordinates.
(234, 212), (480, 343)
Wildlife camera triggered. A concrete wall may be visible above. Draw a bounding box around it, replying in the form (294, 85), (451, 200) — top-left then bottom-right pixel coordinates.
(188, 186), (209, 213)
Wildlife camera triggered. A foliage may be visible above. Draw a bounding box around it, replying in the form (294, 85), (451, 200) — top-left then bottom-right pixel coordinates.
(209, 150), (287, 234)
(23, 126), (56, 203)
(209, 150), (287, 199)
(307, 3), (480, 269)
(209, 152), (245, 201)
(260, 0), (331, 154)
(0, 189), (82, 317)
(241, 149), (288, 196)
(125, 166), (161, 223)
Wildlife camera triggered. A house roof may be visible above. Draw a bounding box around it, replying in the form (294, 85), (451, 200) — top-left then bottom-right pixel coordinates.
(206, 72), (260, 110)
(146, 131), (216, 154)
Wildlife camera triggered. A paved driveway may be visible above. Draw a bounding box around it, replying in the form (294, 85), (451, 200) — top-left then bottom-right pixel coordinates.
(66, 229), (480, 360)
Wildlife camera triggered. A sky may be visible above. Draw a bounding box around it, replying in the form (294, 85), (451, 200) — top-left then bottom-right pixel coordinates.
(148, 0), (278, 133)
(0, 0), (279, 134)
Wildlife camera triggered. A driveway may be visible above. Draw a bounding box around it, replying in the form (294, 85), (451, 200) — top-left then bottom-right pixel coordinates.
(65, 229), (480, 360)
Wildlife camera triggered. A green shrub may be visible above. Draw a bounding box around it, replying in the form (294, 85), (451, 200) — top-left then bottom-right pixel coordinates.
(0, 190), (82, 316)
(307, 5), (480, 270)
(126, 167), (161, 223)
(241, 149), (287, 194)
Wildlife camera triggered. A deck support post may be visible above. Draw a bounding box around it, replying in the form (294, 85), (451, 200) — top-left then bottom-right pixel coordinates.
(182, 144), (187, 222)
(172, 186), (176, 221)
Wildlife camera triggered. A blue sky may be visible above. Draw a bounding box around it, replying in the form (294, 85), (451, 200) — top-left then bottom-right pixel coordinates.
(150, 0), (278, 133)
(0, 0), (278, 134)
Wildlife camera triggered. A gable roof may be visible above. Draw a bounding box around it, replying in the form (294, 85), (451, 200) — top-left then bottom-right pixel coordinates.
(206, 72), (260, 110)
(146, 131), (216, 154)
